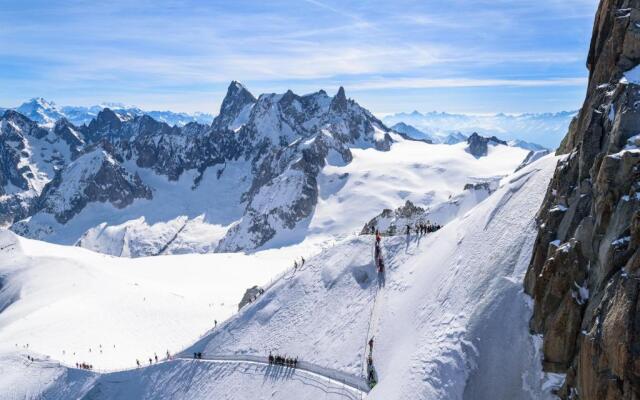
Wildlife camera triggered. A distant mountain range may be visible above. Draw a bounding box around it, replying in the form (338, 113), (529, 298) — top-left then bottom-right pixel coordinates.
(383, 110), (577, 149)
(0, 97), (215, 127)
(0, 99), (574, 150)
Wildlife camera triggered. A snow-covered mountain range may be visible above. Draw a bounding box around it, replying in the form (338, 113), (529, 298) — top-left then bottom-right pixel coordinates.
(384, 110), (576, 149)
(2, 97), (215, 128)
(1, 82), (531, 256)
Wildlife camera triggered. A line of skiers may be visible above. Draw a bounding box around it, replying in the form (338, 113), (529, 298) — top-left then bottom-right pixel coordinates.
(367, 337), (377, 388)
(268, 352), (298, 368)
(407, 222), (441, 235)
(375, 231), (385, 273)
(75, 362), (93, 370)
(369, 221), (443, 237)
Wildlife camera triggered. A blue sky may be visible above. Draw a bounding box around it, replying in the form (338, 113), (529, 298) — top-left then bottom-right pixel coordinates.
(0, 0), (598, 115)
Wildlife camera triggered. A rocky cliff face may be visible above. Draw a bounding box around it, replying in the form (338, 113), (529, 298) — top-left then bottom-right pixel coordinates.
(0, 110), (77, 225)
(524, 1), (640, 398)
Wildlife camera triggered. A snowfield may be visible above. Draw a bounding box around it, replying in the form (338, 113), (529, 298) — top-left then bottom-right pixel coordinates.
(311, 140), (527, 237)
(0, 155), (560, 399)
(0, 231), (312, 371)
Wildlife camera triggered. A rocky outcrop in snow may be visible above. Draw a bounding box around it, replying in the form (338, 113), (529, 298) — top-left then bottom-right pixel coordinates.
(361, 200), (427, 235)
(37, 149), (151, 224)
(466, 132), (508, 158)
(361, 178), (499, 236)
(524, 2), (640, 398)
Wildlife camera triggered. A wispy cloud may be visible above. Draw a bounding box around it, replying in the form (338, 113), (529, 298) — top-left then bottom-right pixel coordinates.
(348, 77), (587, 90)
(0, 0), (599, 113)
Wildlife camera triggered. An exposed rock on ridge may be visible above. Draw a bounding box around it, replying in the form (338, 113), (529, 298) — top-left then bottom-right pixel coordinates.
(524, 1), (640, 398)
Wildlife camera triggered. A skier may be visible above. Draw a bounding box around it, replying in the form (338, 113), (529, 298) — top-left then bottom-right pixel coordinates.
(136, 359), (141, 367)
(376, 230), (381, 244)
(368, 337), (374, 352)
(268, 352), (274, 364)
(154, 353), (158, 363)
(301, 256), (305, 266)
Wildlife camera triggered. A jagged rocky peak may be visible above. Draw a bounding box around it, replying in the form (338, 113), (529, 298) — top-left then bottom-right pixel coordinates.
(53, 118), (85, 155)
(212, 80), (257, 130)
(85, 108), (123, 141)
(466, 132), (507, 158)
(524, 1), (640, 399)
(330, 86), (348, 113)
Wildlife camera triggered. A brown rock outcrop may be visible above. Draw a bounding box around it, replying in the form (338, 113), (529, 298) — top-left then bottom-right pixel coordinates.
(525, 1), (640, 398)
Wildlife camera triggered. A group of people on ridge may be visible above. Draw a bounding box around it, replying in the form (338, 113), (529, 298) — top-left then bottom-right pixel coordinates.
(407, 222), (441, 235)
(75, 362), (93, 370)
(375, 231), (385, 273)
(367, 337), (377, 388)
(369, 220), (443, 237)
(268, 352), (298, 368)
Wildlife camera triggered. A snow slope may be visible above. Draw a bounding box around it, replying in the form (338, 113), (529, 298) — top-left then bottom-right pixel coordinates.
(177, 155), (560, 399)
(0, 230), (312, 371)
(1, 155), (560, 399)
